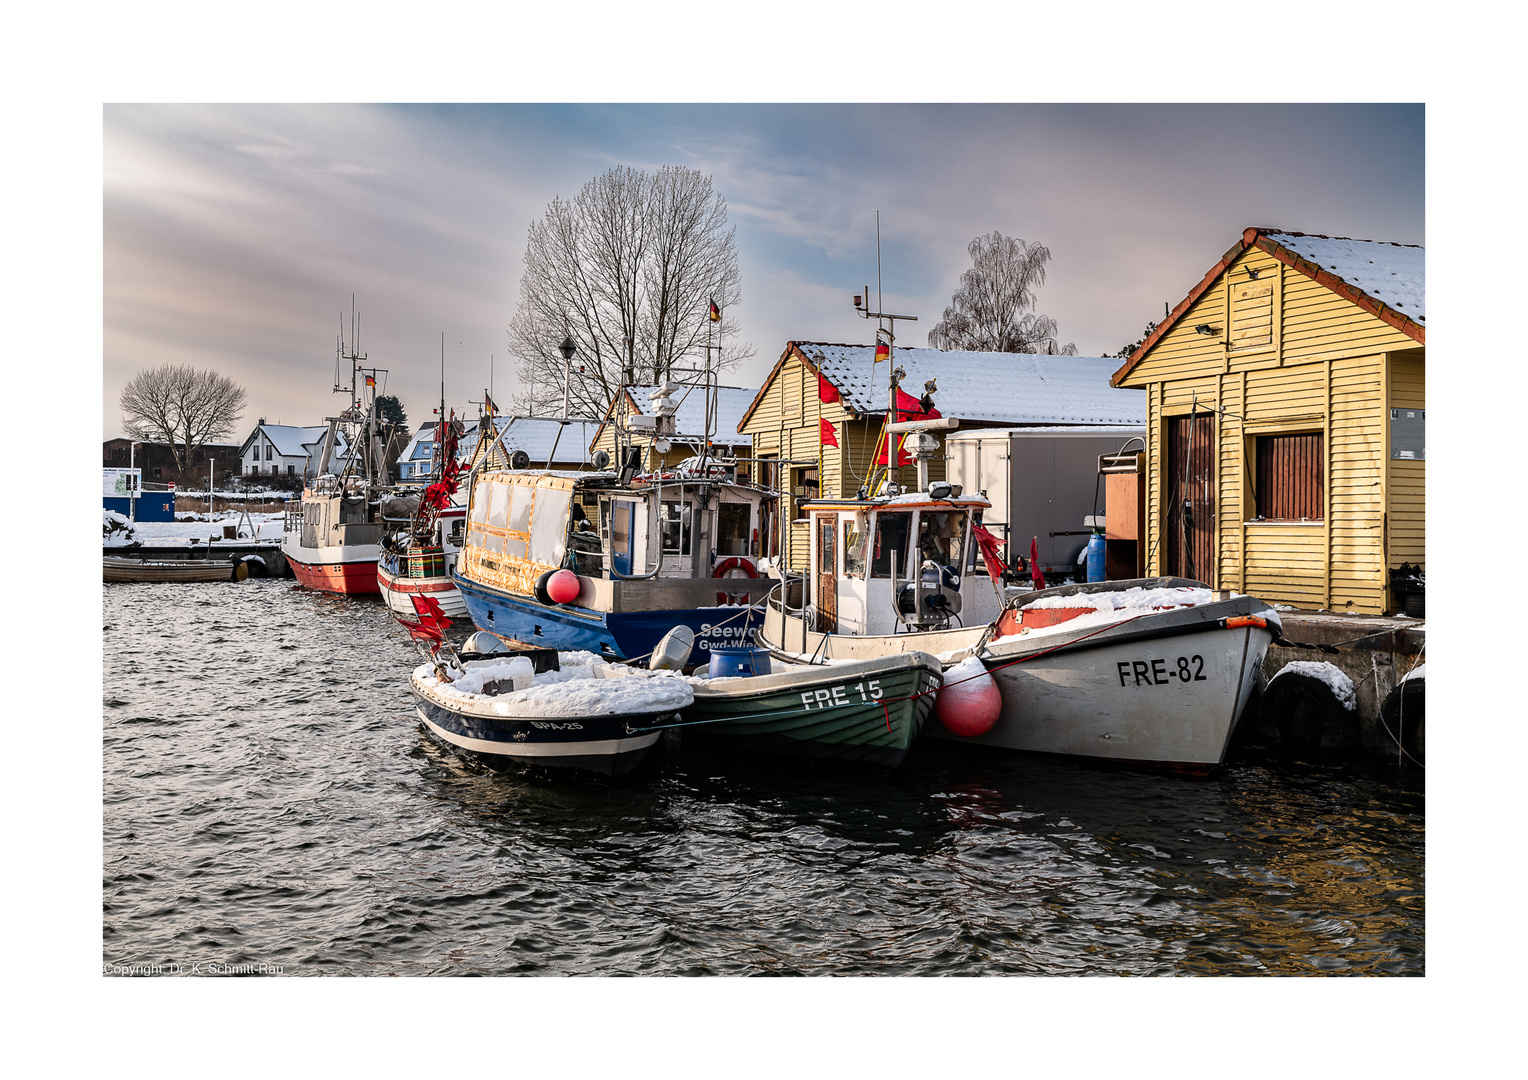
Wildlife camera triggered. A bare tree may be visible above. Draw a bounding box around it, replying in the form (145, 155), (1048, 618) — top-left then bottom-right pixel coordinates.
(926, 231), (1077, 355)
(507, 165), (751, 419)
(119, 364), (248, 474)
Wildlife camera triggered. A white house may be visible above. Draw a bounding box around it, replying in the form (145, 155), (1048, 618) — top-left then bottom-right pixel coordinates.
(396, 417), (602, 484)
(239, 421), (350, 480)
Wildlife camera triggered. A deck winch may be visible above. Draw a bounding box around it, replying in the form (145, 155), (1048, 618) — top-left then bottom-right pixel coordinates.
(896, 560), (963, 628)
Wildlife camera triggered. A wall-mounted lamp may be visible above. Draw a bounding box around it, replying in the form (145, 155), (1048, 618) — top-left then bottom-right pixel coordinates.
(1194, 324), (1218, 336)
(1246, 267), (1261, 279)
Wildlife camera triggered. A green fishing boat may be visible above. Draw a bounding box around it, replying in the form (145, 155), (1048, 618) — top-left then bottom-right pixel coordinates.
(674, 650), (944, 767)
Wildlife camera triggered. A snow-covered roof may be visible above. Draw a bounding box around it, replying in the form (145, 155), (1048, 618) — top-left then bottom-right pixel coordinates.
(1263, 231), (1424, 324)
(244, 423), (345, 458)
(784, 344), (1146, 427)
(1114, 227), (1425, 386)
(622, 384), (756, 444)
(475, 417), (600, 465)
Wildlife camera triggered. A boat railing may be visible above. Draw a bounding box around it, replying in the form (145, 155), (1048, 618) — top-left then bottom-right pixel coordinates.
(402, 549), (447, 579)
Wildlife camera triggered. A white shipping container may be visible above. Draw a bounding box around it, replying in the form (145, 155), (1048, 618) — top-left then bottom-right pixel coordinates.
(946, 426), (1144, 579)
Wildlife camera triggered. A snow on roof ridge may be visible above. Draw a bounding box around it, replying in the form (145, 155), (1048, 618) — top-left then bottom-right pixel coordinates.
(1263, 229), (1423, 250)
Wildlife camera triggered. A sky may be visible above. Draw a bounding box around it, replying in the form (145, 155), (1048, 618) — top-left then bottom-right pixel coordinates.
(102, 103), (1425, 442)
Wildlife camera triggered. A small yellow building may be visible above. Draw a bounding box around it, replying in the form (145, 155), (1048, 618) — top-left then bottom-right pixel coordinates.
(588, 383), (755, 473)
(1112, 228), (1424, 615)
(739, 341), (1145, 570)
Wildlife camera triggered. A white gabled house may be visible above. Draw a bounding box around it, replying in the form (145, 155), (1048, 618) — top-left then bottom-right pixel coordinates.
(240, 421), (350, 480)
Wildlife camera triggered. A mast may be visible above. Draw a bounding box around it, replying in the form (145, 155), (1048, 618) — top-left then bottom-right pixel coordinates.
(852, 218), (918, 494)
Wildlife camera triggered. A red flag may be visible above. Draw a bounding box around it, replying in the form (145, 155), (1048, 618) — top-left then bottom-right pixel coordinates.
(1030, 536), (1046, 591)
(817, 373), (840, 404)
(873, 437), (913, 467)
(398, 616), (443, 644)
(819, 417), (839, 448)
(895, 387), (940, 420)
(971, 523), (1005, 585)
(411, 593), (453, 633)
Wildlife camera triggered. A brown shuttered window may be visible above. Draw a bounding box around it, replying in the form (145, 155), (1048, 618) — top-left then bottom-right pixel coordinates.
(1255, 432), (1323, 521)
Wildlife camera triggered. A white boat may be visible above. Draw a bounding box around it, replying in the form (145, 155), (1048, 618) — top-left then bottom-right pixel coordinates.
(946, 578), (1279, 772)
(411, 647), (690, 777)
(281, 308), (392, 595)
(378, 407), (470, 618)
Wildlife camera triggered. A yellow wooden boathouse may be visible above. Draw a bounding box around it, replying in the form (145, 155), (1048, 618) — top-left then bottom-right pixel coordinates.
(1111, 228), (1425, 615)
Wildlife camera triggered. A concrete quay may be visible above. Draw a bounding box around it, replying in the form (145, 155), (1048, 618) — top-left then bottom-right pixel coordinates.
(1239, 610), (1425, 764)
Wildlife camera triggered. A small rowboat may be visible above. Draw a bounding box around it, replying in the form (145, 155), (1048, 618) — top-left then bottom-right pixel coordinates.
(104, 555), (249, 584)
(411, 650), (690, 777)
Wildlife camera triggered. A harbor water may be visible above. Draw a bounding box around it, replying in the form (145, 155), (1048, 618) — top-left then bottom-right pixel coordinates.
(103, 578), (1424, 976)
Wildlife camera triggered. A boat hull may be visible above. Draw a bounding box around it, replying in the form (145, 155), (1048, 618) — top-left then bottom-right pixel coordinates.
(454, 572), (760, 661)
(411, 673), (665, 777)
(378, 556), (467, 617)
(935, 604), (1275, 770)
(282, 535), (381, 594)
(682, 653), (943, 768)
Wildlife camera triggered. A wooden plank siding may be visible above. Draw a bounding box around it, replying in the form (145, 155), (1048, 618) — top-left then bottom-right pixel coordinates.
(1122, 241), (1422, 614)
(741, 349), (960, 573)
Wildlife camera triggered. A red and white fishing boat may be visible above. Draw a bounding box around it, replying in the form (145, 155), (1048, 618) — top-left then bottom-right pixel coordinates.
(378, 408), (469, 617)
(282, 307), (391, 595)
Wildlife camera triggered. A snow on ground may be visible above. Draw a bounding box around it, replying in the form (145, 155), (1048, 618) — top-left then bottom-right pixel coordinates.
(105, 510), (287, 545)
(1269, 660), (1357, 711)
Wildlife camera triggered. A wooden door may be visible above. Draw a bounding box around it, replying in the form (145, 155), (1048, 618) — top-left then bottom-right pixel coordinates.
(816, 515), (837, 632)
(1166, 413), (1215, 584)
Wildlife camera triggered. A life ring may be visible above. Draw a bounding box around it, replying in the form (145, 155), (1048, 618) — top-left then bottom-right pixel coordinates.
(714, 557), (757, 604)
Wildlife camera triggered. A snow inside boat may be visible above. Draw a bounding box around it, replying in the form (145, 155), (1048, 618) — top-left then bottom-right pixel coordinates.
(410, 649), (691, 777)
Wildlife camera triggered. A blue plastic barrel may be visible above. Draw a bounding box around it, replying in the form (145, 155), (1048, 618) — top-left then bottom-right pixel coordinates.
(708, 646), (772, 679)
(1085, 531), (1107, 583)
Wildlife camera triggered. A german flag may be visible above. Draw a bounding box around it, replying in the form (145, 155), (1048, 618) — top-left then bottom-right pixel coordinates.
(364, 373), (376, 388)
(874, 341), (890, 363)
(484, 390), (497, 416)
(709, 299), (721, 322)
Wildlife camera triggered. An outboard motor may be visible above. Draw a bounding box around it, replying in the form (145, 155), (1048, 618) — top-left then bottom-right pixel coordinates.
(896, 560), (963, 628)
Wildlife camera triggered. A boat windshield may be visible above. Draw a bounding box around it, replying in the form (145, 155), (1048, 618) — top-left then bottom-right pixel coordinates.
(870, 512), (911, 578)
(917, 509), (967, 570)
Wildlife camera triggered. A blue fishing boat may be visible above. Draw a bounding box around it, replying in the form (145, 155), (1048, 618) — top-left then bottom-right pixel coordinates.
(454, 456), (776, 661)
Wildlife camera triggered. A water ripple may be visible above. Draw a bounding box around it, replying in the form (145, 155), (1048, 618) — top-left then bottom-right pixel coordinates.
(103, 579), (1424, 976)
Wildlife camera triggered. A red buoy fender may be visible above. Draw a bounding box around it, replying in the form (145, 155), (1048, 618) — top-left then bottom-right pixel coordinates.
(936, 657), (1002, 737)
(714, 557), (757, 604)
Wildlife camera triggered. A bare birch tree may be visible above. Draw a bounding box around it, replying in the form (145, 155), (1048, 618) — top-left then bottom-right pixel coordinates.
(926, 231), (1077, 355)
(119, 364), (248, 474)
(506, 165), (751, 419)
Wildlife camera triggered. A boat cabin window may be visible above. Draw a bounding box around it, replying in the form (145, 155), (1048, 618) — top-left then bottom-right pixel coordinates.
(717, 502), (750, 556)
(504, 484), (533, 559)
(870, 512), (912, 578)
(843, 517), (866, 577)
(917, 509), (967, 569)
(660, 500), (692, 555)
(529, 486), (572, 565)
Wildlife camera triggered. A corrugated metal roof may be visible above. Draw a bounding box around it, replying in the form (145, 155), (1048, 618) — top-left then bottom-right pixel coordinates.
(802, 344), (1146, 426)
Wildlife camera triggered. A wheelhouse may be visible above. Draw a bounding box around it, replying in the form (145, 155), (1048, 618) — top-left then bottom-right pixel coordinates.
(799, 493), (1003, 636)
